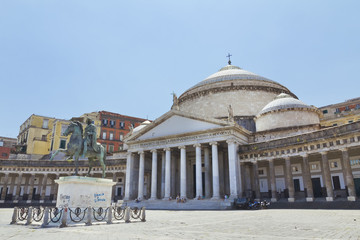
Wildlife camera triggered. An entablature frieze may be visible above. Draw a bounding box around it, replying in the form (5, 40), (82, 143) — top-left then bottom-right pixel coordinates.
(127, 129), (248, 152)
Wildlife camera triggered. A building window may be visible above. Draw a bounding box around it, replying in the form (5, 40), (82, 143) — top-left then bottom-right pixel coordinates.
(119, 145), (123, 151)
(322, 109), (328, 114)
(330, 161), (339, 169)
(292, 166), (299, 172)
(349, 120), (353, 123)
(42, 119), (49, 129)
(335, 108), (340, 114)
(0, 141), (3, 147)
(109, 145), (114, 153)
(333, 123), (338, 126)
(110, 120), (115, 128)
(356, 104), (360, 110)
(350, 159), (360, 166)
(118, 178), (122, 183)
(311, 163), (319, 171)
(102, 119), (108, 126)
(345, 106), (350, 111)
(109, 133), (114, 140)
(120, 134), (123, 141)
(332, 176), (341, 190)
(130, 123), (135, 129)
(120, 122), (125, 129)
(61, 124), (68, 136)
(41, 135), (47, 141)
(102, 132), (107, 140)
(59, 139), (66, 149)
(2, 153), (7, 157)
(258, 169), (264, 175)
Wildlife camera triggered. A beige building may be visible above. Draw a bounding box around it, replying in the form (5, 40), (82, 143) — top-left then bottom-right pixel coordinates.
(319, 97), (360, 127)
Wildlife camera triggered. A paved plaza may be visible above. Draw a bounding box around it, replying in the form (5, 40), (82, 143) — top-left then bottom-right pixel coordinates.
(0, 208), (360, 239)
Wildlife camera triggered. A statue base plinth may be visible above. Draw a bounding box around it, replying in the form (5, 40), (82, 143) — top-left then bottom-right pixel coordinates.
(55, 176), (115, 208)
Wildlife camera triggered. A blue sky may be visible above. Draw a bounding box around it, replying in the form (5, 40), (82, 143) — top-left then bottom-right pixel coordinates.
(1, 1), (359, 138)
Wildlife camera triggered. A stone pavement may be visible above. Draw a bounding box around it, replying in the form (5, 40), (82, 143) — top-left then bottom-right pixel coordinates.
(0, 208), (360, 239)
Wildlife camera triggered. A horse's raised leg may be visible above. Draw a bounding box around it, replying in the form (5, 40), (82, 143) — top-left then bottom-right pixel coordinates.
(49, 149), (65, 161)
(73, 151), (80, 176)
(87, 158), (93, 177)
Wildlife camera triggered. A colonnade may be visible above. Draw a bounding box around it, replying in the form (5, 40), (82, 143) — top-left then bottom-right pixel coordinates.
(249, 148), (356, 202)
(124, 139), (241, 201)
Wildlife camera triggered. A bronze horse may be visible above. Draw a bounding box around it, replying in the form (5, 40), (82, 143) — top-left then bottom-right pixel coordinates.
(50, 121), (106, 178)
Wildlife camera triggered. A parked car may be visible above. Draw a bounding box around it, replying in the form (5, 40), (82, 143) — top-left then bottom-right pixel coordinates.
(233, 197), (251, 209)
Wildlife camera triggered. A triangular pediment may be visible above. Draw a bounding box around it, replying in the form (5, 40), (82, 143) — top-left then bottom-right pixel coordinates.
(126, 110), (231, 142)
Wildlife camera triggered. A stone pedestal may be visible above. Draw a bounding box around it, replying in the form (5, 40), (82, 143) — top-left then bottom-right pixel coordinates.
(55, 176), (115, 208)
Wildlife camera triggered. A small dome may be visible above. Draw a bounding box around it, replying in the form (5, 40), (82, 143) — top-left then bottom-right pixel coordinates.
(258, 93), (313, 116)
(133, 120), (151, 133)
(255, 93), (320, 132)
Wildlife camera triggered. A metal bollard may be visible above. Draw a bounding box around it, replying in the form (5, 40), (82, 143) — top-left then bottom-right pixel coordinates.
(41, 207), (50, 228)
(124, 207), (130, 223)
(59, 207), (68, 228)
(25, 207), (33, 225)
(106, 206), (112, 224)
(85, 206), (92, 226)
(10, 207), (18, 224)
(141, 207), (146, 222)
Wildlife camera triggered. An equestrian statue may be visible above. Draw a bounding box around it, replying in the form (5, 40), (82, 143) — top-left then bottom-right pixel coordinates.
(50, 119), (106, 178)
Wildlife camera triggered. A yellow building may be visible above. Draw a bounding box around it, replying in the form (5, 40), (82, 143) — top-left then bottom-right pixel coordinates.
(319, 97), (360, 127)
(17, 114), (56, 155)
(17, 113), (101, 156)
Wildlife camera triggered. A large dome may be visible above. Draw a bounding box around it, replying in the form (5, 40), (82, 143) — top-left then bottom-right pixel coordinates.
(255, 93), (321, 132)
(178, 64), (296, 119)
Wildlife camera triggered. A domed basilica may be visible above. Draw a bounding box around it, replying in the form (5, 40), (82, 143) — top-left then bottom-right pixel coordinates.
(1, 61), (360, 209)
(123, 61), (360, 209)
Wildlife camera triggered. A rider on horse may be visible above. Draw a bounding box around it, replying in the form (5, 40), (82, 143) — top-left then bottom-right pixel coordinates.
(83, 118), (99, 157)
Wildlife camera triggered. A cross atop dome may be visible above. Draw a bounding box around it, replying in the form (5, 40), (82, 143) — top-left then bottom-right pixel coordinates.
(226, 53), (232, 65)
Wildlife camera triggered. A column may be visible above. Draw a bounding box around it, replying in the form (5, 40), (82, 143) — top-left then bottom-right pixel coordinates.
(341, 148), (356, 201)
(137, 151), (145, 200)
(27, 174), (35, 203)
(8, 175), (15, 201)
(204, 147), (211, 198)
(269, 159), (277, 202)
(301, 154), (314, 202)
(253, 161), (261, 200)
(52, 174), (60, 202)
(210, 142), (220, 199)
(40, 173), (48, 202)
(227, 139), (238, 199)
(161, 151), (166, 198)
(284, 157), (295, 202)
(163, 148), (171, 199)
(321, 151), (334, 201)
(124, 152), (133, 200)
(150, 149), (158, 200)
(14, 173), (23, 201)
(112, 173), (117, 202)
(194, 143), (203, 199)
(179, 146), (187, 199)
(0, 173), (9, 201)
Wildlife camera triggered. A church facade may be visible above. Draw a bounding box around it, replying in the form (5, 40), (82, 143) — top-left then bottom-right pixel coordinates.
(123, 62), (360, 208)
